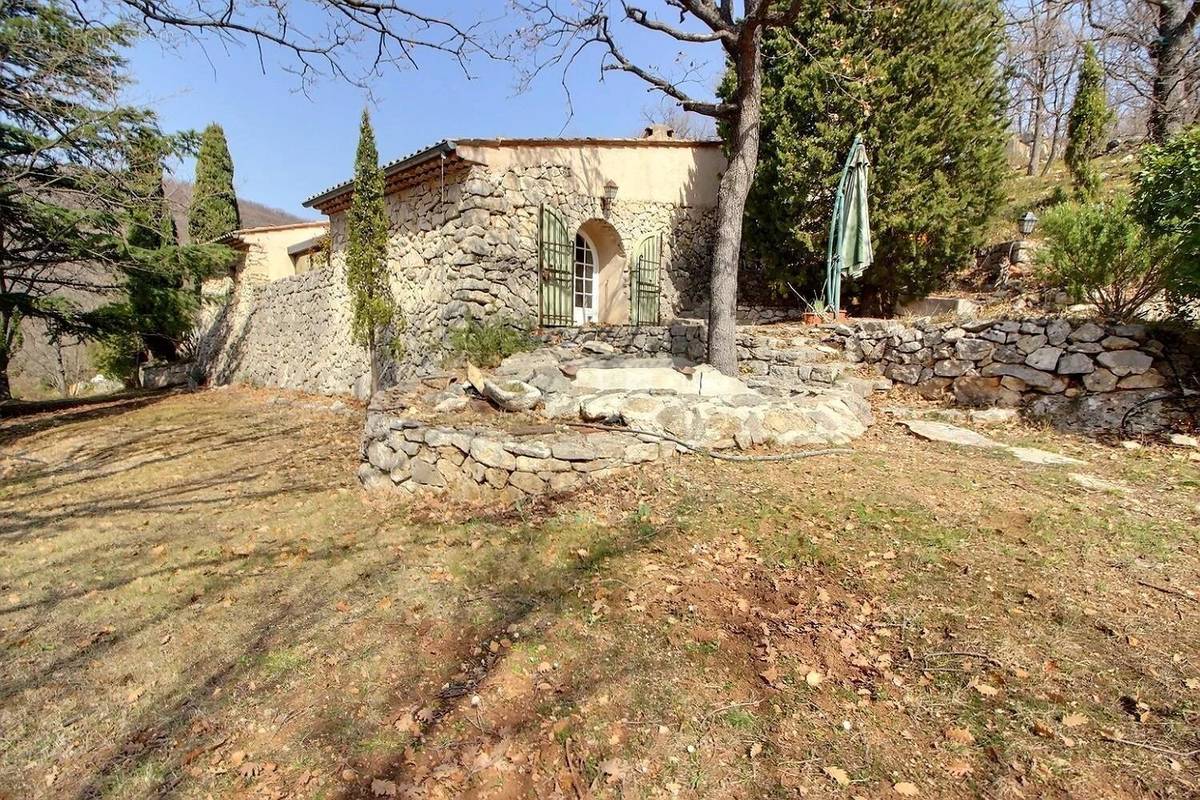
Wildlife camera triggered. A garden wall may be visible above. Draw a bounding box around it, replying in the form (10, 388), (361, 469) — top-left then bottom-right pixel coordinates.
(359, 411), (679, 501)
(828, 317), (1197, 433)
(197, 265), (371, 397)
(539, 319), (847, 386)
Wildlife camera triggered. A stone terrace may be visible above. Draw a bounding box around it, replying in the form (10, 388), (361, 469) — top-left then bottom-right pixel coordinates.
(357, 331), (878, 500)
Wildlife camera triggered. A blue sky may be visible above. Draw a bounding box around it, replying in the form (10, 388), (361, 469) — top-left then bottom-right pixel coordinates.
(123, 4), (722, 218)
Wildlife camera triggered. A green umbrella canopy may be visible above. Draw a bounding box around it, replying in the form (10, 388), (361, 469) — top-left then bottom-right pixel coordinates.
(825, 134), (873, 314)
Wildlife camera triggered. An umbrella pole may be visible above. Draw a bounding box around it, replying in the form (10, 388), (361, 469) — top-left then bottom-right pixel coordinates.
(826, 185), (845, 315)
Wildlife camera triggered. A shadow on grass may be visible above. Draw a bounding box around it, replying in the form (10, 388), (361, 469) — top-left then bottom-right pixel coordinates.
(0, 391), (178, 444)
(1, 392), (708, 799)
(330, 496), (683, 799)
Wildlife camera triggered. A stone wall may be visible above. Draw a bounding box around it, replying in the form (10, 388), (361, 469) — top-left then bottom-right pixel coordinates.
(829, 317), (1196, 432)
(679, 304), (808, 325)
(359, 411), (679, 501)
(538, 319), (848, 387)
(321, 161), (718, 383)
(198, 264), (370, 397)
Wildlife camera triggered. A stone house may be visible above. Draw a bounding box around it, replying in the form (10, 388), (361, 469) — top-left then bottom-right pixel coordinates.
(198, 130), (725, 397)
(303, 130), (725, 377)
(219, 221), (330, 285)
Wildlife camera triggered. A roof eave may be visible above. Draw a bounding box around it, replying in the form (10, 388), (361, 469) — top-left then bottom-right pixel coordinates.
(303, 140), (458, 210)
(287, 234), (327, 256)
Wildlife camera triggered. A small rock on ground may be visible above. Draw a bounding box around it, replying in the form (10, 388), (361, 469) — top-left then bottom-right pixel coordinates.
(1068, 473), (1130, 493)
(900, 419), (1086, 467)
(1008, 446), (1086, 466)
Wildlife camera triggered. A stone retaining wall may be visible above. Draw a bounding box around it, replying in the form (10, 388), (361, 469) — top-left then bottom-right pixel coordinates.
(829, 317), (1196, 432)
(197, 265), (371, 397)
(539, 319), (846, 386)
(358, 411), (678, 500)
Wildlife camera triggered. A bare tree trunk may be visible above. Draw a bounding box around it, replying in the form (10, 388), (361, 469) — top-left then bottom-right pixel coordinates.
(707, 26), (763, 376)
(1149, 0), (1197, 140)
(1027, 97), (1044, 176)
(0, 307), (13, 402)
(0, 350), (10, 401)
(367, 330), (379, 395)
(53, 336), (68, 397)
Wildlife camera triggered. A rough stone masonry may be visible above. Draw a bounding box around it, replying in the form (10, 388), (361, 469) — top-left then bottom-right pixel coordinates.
(829, 317), (1197, 433)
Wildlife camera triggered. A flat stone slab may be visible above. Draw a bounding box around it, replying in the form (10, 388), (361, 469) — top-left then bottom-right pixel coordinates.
(572, 363), (756, 398)
(900, 420), (1002, 448)
(1008, 446), (1086, 465)
(900, 420), (1086, 466)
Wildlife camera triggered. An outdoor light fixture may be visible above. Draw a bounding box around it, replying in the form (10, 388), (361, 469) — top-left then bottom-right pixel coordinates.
(1018, 210), (1038, 238)
(602, 179), (618, 214)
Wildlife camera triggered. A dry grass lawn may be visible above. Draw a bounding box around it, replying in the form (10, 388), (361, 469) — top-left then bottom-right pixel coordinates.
(1, 388), (1197, 799)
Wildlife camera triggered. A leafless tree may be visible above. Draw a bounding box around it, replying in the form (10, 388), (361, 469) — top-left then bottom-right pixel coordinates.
(1085, 0), (1200, 139)
(1005, 0), (1081, 174)
(514, 0), (807, 374)
(640, 96), (718, 140)
(17, 324), (92, 396)
(99, 0), (505, 86)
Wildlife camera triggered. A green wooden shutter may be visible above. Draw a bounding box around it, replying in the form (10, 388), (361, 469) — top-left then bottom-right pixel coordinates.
(630, 234), (662, 325)
(539, 205), (573, 326)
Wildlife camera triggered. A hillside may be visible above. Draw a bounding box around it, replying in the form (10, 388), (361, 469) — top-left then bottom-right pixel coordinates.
(164, 178), (313, 243)
(985, 146), (1143, 245)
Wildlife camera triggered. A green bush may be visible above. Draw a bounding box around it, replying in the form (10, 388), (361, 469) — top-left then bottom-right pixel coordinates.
(1133, 125), (1200, 304)
(446, 317), (536, 368)
(92, 333), (141, 385)
(1037, 197), (1172, 319)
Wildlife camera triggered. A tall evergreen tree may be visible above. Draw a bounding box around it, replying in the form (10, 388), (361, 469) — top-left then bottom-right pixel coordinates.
(122, 132), (207, 363)
(0, 0), (189, 398)
(96, 127), (234, 378)
(345, 109), (393, 393)
(730, 0), (1008, 313)
(1065, 43), (1113, 200)
(188, 123), (240, 243)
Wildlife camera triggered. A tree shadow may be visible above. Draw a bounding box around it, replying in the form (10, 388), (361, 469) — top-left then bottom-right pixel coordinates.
(0, 392), (178, 446)
(0, 418), (328, 543)
(327, 497), (684, 798)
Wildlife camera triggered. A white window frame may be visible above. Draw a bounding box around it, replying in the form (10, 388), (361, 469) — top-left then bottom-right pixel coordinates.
(573, 230), (599, 325)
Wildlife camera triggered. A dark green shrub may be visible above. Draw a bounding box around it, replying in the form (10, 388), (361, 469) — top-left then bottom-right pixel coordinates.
(1037, 197), (1171, 319)
(1133, 125), (1200, 304)
(92, 333), (141, 385)
(447, 317), (536, 368)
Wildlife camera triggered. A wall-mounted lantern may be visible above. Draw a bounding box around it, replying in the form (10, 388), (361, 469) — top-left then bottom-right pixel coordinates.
(1017, 210), (1038, 239)
(602, 179), (619, 215)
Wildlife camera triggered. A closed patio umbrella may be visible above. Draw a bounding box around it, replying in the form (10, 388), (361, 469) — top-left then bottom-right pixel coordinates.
(825, 134), (873, 316)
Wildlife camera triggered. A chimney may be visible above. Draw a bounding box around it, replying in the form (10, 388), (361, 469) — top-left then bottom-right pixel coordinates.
(642, 124), (676, 141)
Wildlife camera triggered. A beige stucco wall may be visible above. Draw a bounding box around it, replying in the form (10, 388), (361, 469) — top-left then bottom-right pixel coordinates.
(455, 141), (725, 207)
(234, 223), (328, 283)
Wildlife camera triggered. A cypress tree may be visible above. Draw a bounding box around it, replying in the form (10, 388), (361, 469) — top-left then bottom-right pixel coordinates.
(729, 0), (1008, 313)
(1065, 44), (1113, 201)
(125, 132), (183, 362)
(127, 131), (176, 250)
(188, 123), (240, 243)
(345, 109), (393, 393)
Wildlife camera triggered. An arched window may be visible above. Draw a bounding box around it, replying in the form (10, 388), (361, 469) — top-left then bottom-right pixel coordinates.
(630, 233), (662, 325)
(573, 231), (598, 325)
